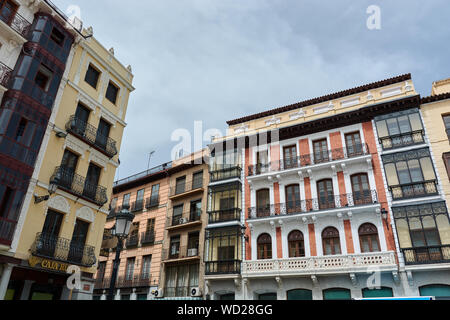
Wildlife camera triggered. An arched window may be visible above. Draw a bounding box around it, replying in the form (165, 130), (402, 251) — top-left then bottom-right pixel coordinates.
(257, 233), (272, 260)
(287, 289), (313, 300)
(285, 184), (301, 214)
(256, 189), (270, 217)
(288, 230), (305, 258)
(322, 227), (341, 255)
(351, 173), (371, 205)
(359, 223), (380, 253)
(317, 179), (335, 209)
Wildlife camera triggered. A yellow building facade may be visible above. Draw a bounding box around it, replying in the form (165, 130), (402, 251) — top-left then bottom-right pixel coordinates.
(3, 30), (134, 300)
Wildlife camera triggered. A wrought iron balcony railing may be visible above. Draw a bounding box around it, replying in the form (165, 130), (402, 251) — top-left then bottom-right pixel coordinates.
(165, 286), (191, 298)
(248, 191), (378, 219)
(0, 217), (17, 245)
(0, 61), (12, 88)
(0, 10), (31, 38)
(169, 178), (205, 197)
(126, 233), (139, 248)
(210, 166), (242, 182)
(141, 230), (155, 246)
(130, 200), (144, 212)
(30, 233), (96, 267)
(162, 246), (200, 261)
(50, 166), (108, 206)
(94, 276), (111, 290)
(145, 195), (159, 209)
(402, 245), (450, 265)
(169, 209), (202, 227)
(208, 208), (241, 224)
(66, 115), (118, 158)
(379, 130), (425, 150)
(205, 260), (241, 275)
(248, 144), (370, 176)
(389, 180), (438, 200)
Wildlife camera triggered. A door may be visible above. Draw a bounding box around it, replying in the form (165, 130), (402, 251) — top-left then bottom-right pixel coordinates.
(190, 200), (202, 221)
(351, 173), (371, 205)
(60, 150), (79, 189)
(68, 219), (90, 264)
(283, 145), (297, 169)
(95, 119), (111, 149)
(219, 197), (235, 221)
(73, 104), (90, 136)
(345, 132), (363, 157)
(285, 184), (301, 214)
(313, 139), (329, 163)
(39, 210), (64, 258)
(256, 189), (270, 217)
(256, 150), (269, 174)
(83, 163), (101, 200)
(317, 179), (335, 209)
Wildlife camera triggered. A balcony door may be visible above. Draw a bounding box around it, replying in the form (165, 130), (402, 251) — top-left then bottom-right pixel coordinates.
(256, 150), (269, 174)
(219, 197), (235, 221)
(190, 200), (201, 221)
(313, 139), (329, 163)
(60, 150), (79, 189)
(256, 189), (270, 217)
(83, 163), (101, 200)
(0, 0), (17, 25)
(95, 119), (111, 149)
(257, 234), (272, 260)
(317, 179), (335, 210)
(345, 132), (363, 157)
(351, 173), (371, 205)
(73, 103), (90, 136)
(170, 236), (180, 259)
(283, 145), (297, 169)
(68, 219), (90, 264)
(39, 209), (64, 257)
(285, 184), (301, 214)
(175, 176), (186, 194)
(322, 227), (341, 256)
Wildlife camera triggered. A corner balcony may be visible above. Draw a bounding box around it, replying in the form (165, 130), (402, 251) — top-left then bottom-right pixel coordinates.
(208, 208), (242, 224)
(169, 178), (205, 200)
(162, 246), (200, 263)
(402, 245), (450, 265)
(205, 260), (242, 275)
(242, 251), (397, 278)
(30, 232), (96, 267)
(210, 166), (242, 183)
(248, 144), (370, 178)
(389, 180), (438, 201)
(379, 130), (425, 151)
(0, 10), (31, 42)
(0, 217), (17, 246)
(248, 191), (378, 220)
(66, 115), (118, 158)
(50, 166), (108, 206)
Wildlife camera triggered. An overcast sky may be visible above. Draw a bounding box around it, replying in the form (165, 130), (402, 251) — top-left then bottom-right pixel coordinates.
(53, 0), (450, 181)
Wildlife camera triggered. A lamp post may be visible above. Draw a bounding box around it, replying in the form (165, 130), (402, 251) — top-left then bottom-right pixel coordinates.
(107, 204), (134, 300)
(381, 208), (390, 230)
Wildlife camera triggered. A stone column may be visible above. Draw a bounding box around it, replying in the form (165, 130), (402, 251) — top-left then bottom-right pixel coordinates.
(0, 264), (13, 300)
(20, 280), (35, 300)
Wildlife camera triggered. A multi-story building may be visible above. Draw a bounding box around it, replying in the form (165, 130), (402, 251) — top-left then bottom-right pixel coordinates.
(94, 150), (209, 300)
(206, 73), (450, 299)
(0, 1), (135, 300)
(160, 150), (209, 300)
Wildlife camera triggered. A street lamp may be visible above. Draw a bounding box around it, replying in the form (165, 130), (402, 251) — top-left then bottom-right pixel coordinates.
(34, 178), (59, 204)
(381, 208), (390, 230)
(107, 204), (134, 300)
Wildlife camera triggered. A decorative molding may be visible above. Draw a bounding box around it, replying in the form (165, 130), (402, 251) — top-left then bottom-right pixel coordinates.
(406, 271), (414, 287)
(380, 86), (402, 98)
(404, 81), (413, 92)
(234, 124), (249, 134)
(275, 277), (282, 288)
(290, 108), (306, 120)
(64, 134), (88, 158)
(341, 97), (360, 108)
(314, 102), (334, 115)
(89, 149), (109, 170)
(392, 271), (400, 284)
(311, 275), (319, 286)
(76, 206), (95, 223)
(46, 196), (70, 214)
(366, 91), (374, 101)
(349, 273), (358, 287)
(265, 116), (281, 126)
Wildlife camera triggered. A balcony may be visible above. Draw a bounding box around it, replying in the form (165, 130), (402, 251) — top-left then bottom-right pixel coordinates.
(379, 130), (425, 150)
(210, 166), (242, 183)
(94, 276), (111, 290)
(0, 217), (17, 246)
(208, 208), (241, 224)
(402, 245), (450, 265)
(248, 191), (378, 220)
(248, 144), (370, 177)
(145, 195), (159, 209)
(241, 252), (397, 277)
(0, 61), (12, 89)
(125, 234), (139, 248)
(116, 273), (153, 289)
(66, 115), (118, 158)
(141, 230), (155, 246)
(162, 246), (200, 262)
(30, 233), (96, 267)
(168, 209), (202, 229)
(205, 260), (241, 275)
(169, 178), (205, 199)
(389, 180), (438, 200)
(50, 166), (108, 206)
(130, 200), (144, 213)
(0, 9), (31, 39)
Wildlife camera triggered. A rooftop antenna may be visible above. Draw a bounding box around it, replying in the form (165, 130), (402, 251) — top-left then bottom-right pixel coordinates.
(147, 151), (155, 170)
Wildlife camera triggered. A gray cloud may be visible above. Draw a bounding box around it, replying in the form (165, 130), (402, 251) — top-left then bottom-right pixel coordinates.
(53, 0), (450, 180)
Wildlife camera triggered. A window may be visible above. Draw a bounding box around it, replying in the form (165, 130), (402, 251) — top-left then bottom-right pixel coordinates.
(256, 150), (269, 174)
(38, 209), (64, 257)
(50, 27), (65, 46)
(288, 230), (305, 258)
(375, 110), (424, 150)
(0, 186), (14, 218)
(60, 150), (79, 187)
(83, 163), (101, 200)
(0, 0), (18, 24)
(105, 81), (119, 104)
(14, 118), (27, 142)
(351, 173), (371, 205)
(125, 258), (135, 281)
(393, 202), (450, 264)
(141, 255), (152, 279)
(172, 204), (184, 225)
(283, 145), (298, 169)
(169, 236), (180, 259)
(382, 148), (438, 200)
(147, 184), (159, 207)
(345, 132), (363, 156)
(192, 171), (203, 189)
(175, 176), (186, 194)
(146, 218), (155, 232)
(317, 179), (334, 209)
(190, 200), (202, 221)
(258, 293), (277, 300)
(359, 223), (380, 253)
(256, 189), (270, 217)
(443, 115), (450, 140)
(257, 233), (272, 260)
(443, 153), (450, 181)
(134, 189), (144, 211)
(84, 64), (100, 89)
(34, 64), (53, 91)
(188, 232), (200, 255)
(322, 227), (341, 255)
(313, 139), (329, 163)
(68, 219), (90, 263)
(72, 103), (90, 136)
(95, 119), (111, 150)
(285, 184), (301, 213)
(122, 193), (131, 207)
